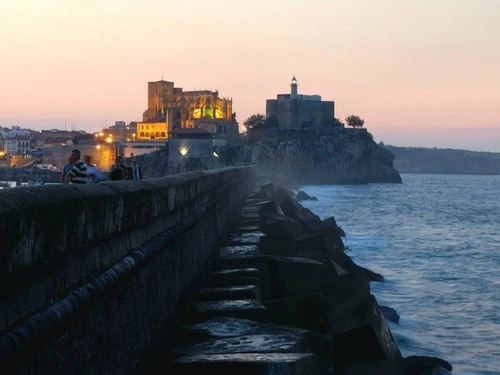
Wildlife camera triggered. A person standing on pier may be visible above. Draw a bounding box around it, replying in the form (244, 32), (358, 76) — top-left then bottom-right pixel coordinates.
(84, 154), (104, 183)
(109, 157), (125, 181)
(60, 156), (73, 184)
(131, 158), (142, 180)
(67, 149), (88, 184)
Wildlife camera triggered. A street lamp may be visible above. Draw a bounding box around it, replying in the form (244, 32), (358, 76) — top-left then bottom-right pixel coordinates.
(96, 145), (101, 166)
(179, 145), (189, 172)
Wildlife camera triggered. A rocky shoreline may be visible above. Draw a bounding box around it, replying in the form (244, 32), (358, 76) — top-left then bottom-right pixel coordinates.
(219, 128), (403, 184)
(136, 179), (452, 374)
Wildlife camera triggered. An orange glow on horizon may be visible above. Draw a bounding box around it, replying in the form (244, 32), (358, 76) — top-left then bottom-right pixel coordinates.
(1, 1), (499, 152)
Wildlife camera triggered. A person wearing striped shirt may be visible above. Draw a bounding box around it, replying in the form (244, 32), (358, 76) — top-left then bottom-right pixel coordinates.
(67, 149), (88, 184)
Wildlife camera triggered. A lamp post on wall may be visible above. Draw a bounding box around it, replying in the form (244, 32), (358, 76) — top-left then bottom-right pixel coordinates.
(179, 145), (189, 173)
(96, 145), (101, 166)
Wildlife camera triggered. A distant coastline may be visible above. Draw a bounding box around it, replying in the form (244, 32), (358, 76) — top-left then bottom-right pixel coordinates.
(382, 144), (500, 175)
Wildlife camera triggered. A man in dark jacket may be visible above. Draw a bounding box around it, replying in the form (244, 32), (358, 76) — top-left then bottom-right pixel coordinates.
(109, 157), (125, 181)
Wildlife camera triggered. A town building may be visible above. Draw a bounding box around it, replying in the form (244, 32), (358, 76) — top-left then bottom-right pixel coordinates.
(2, 135), (32, 155)
(117, 141), (166, 159)
(137, 80), (238, 141)
(0, 125), (35, 139)
(99, 121), (137, 142)
(266, 76), (335, 129)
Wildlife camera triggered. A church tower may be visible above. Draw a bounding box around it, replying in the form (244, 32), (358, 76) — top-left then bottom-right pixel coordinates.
(290, 75), (298, 98)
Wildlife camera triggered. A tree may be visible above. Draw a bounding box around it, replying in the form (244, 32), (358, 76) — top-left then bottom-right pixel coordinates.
(345, 115), (365, 128)
(243, 114), (265, 131)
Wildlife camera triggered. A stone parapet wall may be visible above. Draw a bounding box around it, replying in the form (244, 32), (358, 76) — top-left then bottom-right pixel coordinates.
(0, 167), (61, 183)
(0, 166), (255, 374)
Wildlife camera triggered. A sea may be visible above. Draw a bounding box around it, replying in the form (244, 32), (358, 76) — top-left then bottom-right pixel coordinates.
(299, 174), (500, 375)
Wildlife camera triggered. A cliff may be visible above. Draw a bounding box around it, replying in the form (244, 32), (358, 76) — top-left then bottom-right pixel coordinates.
(219, 128), (402, 184)
(382, 145), (500, 175)
(0, 131), (404, 185)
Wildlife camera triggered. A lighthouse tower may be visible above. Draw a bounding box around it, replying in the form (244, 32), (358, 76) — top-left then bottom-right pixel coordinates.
(290, 75), (298, 98)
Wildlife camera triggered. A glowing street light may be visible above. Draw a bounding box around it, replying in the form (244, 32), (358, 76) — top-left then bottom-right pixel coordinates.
(178, 145), (189, 173)
(96, 145), (101, 165)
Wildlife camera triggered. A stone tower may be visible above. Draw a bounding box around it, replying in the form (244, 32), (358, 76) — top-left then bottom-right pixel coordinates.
(266, 76), (335, 129)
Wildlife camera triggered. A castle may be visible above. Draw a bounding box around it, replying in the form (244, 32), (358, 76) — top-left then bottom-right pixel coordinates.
(266, 76), (335, 129)
(137, 80), (239, 140)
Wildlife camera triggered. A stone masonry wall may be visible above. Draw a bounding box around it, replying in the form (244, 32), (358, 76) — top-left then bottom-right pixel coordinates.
(0, 166), (255, 374)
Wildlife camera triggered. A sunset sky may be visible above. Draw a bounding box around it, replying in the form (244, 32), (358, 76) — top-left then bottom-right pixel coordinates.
(1, 0), (499, 152)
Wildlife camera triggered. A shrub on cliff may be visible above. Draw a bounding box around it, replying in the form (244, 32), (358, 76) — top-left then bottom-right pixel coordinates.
(345, 115), (365, 128)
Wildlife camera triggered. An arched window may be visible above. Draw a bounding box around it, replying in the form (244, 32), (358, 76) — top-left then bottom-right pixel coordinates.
(140, 132), (145, 137)
(156, 132), (160, 137)
(146, 132), (150, 137)
(161, 132), (166, 137)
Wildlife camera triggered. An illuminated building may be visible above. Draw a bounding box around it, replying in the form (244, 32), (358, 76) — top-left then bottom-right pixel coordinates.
(137, 80), (238, 141)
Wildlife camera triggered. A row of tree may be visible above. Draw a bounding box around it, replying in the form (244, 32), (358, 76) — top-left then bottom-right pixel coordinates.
(243, 114), (365, 131)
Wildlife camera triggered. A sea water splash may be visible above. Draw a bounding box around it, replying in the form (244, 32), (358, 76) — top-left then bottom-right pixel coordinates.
(299, 174), (500, 375)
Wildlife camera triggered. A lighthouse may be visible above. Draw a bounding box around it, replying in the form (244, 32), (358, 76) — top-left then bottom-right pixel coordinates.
(290, 75), (298, 98)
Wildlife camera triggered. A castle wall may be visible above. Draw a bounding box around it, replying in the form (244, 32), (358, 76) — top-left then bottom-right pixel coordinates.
(266, 98), (335, 129)
(168, 139), (214, 173)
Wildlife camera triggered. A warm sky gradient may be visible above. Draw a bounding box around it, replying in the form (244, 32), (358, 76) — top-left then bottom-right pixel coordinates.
(1, 0), (499, 152)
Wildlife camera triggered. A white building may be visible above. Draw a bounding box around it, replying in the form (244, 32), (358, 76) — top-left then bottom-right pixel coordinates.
(0, 125), (34, 138)
(3, 135), (33, 155)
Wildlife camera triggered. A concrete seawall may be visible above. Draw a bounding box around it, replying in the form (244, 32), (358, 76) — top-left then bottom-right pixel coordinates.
(0, 167), (255, 374)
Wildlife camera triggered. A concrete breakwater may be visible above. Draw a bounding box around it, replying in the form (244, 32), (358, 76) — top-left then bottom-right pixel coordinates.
(137, 181), (453, 374)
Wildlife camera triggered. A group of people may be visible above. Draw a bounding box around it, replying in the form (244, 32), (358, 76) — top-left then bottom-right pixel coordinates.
(60, 149), (142, 184)
(108, 156), (142, 181)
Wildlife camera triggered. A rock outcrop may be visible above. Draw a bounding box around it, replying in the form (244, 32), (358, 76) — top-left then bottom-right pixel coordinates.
(219, 128), (402, 184)
(137, 180), (451, 374)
